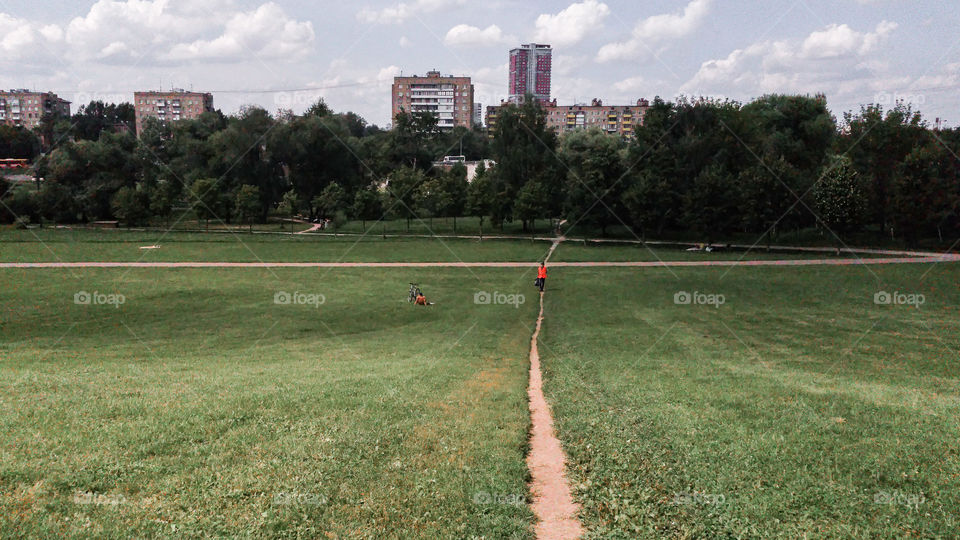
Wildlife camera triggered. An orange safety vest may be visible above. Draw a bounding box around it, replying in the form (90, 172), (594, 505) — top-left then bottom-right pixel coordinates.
(537, 266), (547, 279)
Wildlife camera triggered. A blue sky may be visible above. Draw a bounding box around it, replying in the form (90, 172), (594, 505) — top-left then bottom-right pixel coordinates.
(2, 0), (958, 127)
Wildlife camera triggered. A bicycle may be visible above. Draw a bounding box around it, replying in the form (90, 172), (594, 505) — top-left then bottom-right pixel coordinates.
(408, 283), (422, 303)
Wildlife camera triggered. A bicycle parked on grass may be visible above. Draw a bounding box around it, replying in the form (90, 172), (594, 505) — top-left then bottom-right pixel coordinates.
(408, 283), (422, 303)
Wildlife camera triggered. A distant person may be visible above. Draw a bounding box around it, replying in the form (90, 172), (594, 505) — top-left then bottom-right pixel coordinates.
(537, 262), (547, 292)
(415, 293), (433, 306)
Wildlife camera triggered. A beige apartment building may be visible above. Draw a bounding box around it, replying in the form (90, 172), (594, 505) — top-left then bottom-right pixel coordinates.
(0, 90), (71, 129)
(134, 90), (214, 135)
(392, 71), (474, 130)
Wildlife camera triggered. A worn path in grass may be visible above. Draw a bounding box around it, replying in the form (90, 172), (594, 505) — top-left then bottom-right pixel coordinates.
(3, 255), (958, 269)
(526, 239), (583, 540)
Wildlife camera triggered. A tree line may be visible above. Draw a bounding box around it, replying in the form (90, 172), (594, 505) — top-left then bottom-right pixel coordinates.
(2, 95), (959, 246)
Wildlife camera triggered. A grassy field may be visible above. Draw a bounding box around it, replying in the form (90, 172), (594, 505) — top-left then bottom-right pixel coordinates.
(539, 261), (960, 538)
(0, 266), (540, 538)
(0, 229), (554, 263)
(550, 242), (896, 262)
(2, 228), (903, 265)
(3, 231), (958, 538)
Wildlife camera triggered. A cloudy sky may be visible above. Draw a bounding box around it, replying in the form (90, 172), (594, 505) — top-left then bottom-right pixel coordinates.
(2, 0), (958, 127)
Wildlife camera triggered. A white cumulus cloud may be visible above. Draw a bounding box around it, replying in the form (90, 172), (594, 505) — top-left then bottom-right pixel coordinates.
(597, 0), (711, 62)
(681, 21), (900, 104)
(357, 0), (465, 24)
(444, 24), (513, 47)
(800, 20), (897, 58)
(533, 0), (610, 47)
(163, 3), (315, 62)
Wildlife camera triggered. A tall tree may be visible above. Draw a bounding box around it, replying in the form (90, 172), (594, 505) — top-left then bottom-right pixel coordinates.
(209, 106), (279, 221)
(839, 103), (926, 233)
(189, 177), (222, 229)
(235, 184), (261, 231)
(561, 128), (627, 236)
(351, 187), (383, 230)
(814, 156), (867, 240)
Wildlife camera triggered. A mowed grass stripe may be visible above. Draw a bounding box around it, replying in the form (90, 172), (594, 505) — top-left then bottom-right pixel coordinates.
(0, 230), (555, 263)
(0, 268), (538, 538)
(539, 263), (960, 538)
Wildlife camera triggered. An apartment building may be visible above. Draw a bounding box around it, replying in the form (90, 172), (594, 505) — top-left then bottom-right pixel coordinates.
(486, 98), (651, 140)
(544, 98), (651, 139)
(0, 90), (71, 129)
(484, 105), (501, 137)
(134, 90), (214, 135)
(392, 71), (475, 130)
(508, 43), (552, 104)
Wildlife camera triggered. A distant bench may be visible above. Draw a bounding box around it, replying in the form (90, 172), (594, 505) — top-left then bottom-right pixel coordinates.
(89, 221), (120, 229)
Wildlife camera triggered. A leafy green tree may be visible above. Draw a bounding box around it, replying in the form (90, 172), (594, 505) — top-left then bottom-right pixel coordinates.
(0, 125), (41, 159)
(277, 189), (299, 229)
(305, 99), (332, 118)
(439, 164), (468, 232)
(351, 187), (383, 230)
(891, 142), (959, 245)
(0, 177), (11, 223)
(384, 167), (424, 232)
(737, 158), (800, 244)
(489, 98), (561, 228)
(111, 186), (150, 226)
(313, 182), (347, 219)
(38, 181), (80, 223)
(39, 131), (137, 222)
(814, 156), (867, 240)
(514, 179), (550, 235)
(742, 94), (834, 233)
(622, 170), (675, 240)
(389, 112), (441, 170)
(561, 129), (627, 236)
(149, 177), (179, 227)
(839, 103), (926, 233)
(189, 177), (222, 229)
(235, 185), (261, 231)
(34, 111), (72, 150)
(466, 170), (494, 236)
(71, 101), (136, 141)
(209, 106), (279, 221)
(683, 164), (741, 243)
(414, 177), (442, 228)
(8, 186), (41, 226)
(270, 113), (357, 219)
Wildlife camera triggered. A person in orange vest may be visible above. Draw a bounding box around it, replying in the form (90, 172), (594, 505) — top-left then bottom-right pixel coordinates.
(536, 262), (547, 292)
(415, 292), (428, 306)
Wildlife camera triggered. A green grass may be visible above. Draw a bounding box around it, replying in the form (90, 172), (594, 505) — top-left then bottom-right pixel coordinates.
(550, 242), (896, 262)
(539, 262), (960, 538)
(307, 217), (546, 238)
(0, 229), (554, 263)
(0, 267), (541, 538)
(4, 231), (958, 538)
